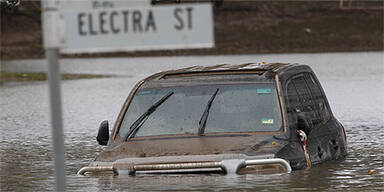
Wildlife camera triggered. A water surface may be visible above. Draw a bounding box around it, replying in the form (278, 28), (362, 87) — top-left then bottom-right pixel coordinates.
(1, 52), (383, 191)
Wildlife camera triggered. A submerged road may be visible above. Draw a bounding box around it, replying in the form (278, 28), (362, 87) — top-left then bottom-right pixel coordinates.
(1, 52), (383, 191)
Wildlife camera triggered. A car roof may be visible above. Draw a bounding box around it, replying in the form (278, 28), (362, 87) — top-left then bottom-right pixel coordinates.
(140, 63), (299, 88)
(162, 62), (293, 77)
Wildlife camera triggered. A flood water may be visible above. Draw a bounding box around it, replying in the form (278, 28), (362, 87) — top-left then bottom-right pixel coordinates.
(1, 52), (383, 191)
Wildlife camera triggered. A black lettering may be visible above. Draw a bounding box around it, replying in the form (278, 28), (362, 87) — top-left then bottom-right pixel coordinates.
(78, 13), (86, 35)
(110, 11), (120, 34)
(186, 7), (193, 29)
(102, 1), (113, 8)
(92, 1), (100, 9)
(99, 11), (108, 34)
(132, 10), (142, 32)
(174, 8), (183, 30)
(122, 10), (129, 32)
(145, 10), (156, 32)
(88, 13), (97, 35)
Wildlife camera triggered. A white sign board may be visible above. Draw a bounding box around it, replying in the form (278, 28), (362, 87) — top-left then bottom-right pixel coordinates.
(57, 1), (214, 54)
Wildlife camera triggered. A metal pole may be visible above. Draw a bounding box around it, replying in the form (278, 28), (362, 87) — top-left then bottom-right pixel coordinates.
(42, 0), (66, 190)
(46, 48), (66, 191)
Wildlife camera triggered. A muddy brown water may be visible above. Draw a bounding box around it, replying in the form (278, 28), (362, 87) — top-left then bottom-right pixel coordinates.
(1, 52), (383, 191)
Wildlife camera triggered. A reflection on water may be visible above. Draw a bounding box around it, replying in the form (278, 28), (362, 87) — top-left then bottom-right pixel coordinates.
(1, 52), (383, 191)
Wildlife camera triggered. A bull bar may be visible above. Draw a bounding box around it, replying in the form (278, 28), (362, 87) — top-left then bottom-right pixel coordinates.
(78, 156), (291, 175)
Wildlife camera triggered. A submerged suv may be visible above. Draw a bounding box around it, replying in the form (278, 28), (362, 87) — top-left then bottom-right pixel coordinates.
(79, 63), (347, 175)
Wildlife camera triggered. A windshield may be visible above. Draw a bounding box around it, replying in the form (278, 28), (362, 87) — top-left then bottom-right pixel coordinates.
(118, 83), (283, 138)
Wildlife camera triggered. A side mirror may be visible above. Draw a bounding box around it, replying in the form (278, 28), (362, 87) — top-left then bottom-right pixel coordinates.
(97, 120), (109, 146)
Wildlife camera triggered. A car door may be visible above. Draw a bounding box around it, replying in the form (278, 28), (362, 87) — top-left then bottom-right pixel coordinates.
(303, 73), (338, 162)
(285, 73), (323, 166)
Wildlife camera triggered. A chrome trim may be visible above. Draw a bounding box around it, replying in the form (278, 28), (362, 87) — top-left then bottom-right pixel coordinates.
(245, 158), (292, 173)
(78, 158), (291, 175)
(77, 166), (115, 175)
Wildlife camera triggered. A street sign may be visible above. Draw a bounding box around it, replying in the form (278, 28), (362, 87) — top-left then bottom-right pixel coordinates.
(57, 1), (214, 54)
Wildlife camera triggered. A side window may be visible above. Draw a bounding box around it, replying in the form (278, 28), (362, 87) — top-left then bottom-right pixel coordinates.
(304, 73), (330, 124)
(285, 77), (302, 128)
(286, 74), (323, 129)
(291, 76), (318, 128)
(292, 77), (312, 112)
(286, 79), (300, 114)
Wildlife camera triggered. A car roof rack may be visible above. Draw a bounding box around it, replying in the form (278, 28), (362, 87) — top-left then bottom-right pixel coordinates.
(160, 63), (290, 79)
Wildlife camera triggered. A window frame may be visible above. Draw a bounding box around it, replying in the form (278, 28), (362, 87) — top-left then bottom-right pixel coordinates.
(285, 72), (331, 130)
(302, 72), (331, 125)
(114, 81), (286, 142)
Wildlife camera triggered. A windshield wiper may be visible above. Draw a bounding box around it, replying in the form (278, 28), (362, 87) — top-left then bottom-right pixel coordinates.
(198, 88), (219, 136)
(124, 91), (174, 141)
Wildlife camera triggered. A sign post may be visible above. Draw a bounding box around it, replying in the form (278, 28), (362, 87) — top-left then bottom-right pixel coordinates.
(42, 0), (66, 191)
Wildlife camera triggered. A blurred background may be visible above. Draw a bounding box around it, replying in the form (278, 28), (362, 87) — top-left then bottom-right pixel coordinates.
(1, 0), (382, 60)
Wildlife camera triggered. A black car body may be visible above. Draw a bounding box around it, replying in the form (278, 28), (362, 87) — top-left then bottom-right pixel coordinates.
(79, 63), (347, 175)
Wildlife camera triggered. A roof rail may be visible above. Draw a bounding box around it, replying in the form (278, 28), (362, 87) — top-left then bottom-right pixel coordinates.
(160, 63), (284, 79)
